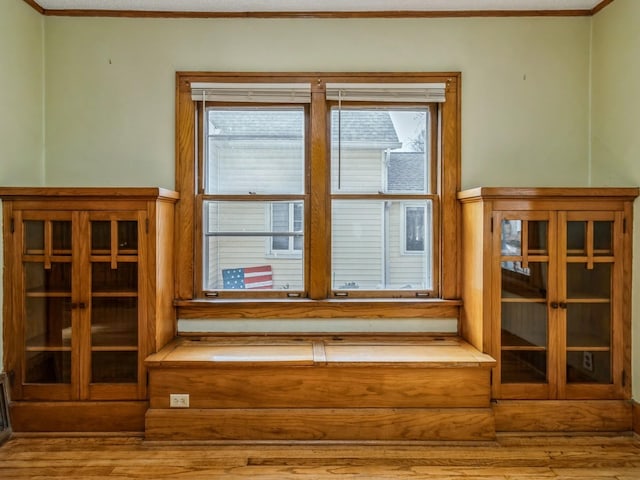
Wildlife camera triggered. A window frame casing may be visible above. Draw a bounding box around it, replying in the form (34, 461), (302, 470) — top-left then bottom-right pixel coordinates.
(175, 72), (461, 318)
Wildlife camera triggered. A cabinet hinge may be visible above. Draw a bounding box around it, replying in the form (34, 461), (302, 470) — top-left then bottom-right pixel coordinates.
(490, 217), (494, 233)
(10, 218), (15, 234)
(623, 218), (627, 234)
(145, 218), (149, 233)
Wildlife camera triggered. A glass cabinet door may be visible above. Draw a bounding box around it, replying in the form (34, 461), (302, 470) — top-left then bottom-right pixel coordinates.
(88, 215), (140, 396)
(21, 214), (74, 399)
(496, 212), (555, 399)
(560, 212), (620, 397)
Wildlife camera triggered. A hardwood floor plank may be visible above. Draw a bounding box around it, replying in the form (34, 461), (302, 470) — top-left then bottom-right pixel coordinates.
(1, 435), (639, 479)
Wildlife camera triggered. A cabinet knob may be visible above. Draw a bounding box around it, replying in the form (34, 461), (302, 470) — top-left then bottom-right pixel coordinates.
(559, 302), (567, 309)
(550, 302), (559, 309)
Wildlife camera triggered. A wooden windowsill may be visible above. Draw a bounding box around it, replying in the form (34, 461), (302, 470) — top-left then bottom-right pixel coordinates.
(175, 298), (462, 320)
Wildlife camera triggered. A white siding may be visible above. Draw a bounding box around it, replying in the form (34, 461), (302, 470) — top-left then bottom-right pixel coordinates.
(204, 202), (303, 290)
(331, 149), (384, 193)
(332, 201), (383, 289)
(208, 140), (304, 194)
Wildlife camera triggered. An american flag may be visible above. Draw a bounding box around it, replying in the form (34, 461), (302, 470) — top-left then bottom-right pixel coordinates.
(222, 265), (273, 290)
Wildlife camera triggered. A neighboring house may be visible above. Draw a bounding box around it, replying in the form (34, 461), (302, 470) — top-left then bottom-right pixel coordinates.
(204, 109), (430, 291)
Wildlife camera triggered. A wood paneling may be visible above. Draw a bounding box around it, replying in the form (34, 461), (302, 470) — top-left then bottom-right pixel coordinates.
(145, 407), (495, 441)
(633, 400), (640, 435)
(9, 401), (147, 432)
(150, 367), (490, 409)
(494, 400), (632, 432)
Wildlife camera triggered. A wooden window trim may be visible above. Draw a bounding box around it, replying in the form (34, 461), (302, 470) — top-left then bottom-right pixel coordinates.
(175, 72), (461, 318)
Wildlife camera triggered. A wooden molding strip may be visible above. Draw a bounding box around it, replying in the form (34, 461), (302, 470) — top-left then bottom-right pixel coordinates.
(592, 0), (615, 15)
(22, 0), (44, 14)
(23, 0), (615, 18)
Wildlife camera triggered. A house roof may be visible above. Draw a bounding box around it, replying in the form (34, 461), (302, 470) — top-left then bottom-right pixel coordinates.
(387, 152), (426, 192)
(209, 109), (401, 149)
(331, 110), (401, 148)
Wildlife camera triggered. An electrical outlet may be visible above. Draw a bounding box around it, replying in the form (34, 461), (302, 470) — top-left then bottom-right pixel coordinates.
(583, 352), (594, 372)
(169, 393), (190, 408)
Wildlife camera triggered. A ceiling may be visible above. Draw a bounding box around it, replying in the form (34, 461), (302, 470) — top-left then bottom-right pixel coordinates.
(29, 0), (610, 15)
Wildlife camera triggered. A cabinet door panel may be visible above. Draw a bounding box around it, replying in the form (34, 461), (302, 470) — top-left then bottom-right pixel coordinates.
(494, 213), (555, 399)
(87, 214), (142, 398)
(560, 212), (621, 399)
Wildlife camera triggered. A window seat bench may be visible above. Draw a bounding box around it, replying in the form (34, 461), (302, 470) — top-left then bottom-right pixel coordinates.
(144, 334), (496, 442)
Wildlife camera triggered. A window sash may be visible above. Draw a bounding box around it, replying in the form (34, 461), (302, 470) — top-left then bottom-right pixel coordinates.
(177, 72), (460, 304)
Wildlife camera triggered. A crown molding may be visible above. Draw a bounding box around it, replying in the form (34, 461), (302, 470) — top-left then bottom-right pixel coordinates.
(23, 0), (615, 18)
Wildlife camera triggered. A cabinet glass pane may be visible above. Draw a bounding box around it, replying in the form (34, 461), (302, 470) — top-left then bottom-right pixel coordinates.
(92, 263), (137, 292)
(24, 221), (45, 252)
(91, 220), (137, 254)
(25, 297), (72, 348)
(52, 221), (72, 253)
(92, 352), (137, 383)
(91, 221), (111, 252)
(118, 221), (138, 253)
(566, 263), (611, 299)
(567, 351), (611, 384)
(501, 351), (547, 383)
(24, 221), (72, 255)
(25, 351), (71, 384)
(567, 221), (613, 257)
(25, 262), (71, 293)
(501, 262), (548, 299)
(594, 221), (613, 255)
(501, 220), (547, 256)
(567, 221), (586, 255)
(501, 303), (547, 348)
(567, 303), (611, 348)
(91, 298), (138, 347)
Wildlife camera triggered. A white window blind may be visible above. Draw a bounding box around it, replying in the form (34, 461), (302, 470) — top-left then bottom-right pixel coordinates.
(191, 83), (312, 103)
(326, 83), (446, 103)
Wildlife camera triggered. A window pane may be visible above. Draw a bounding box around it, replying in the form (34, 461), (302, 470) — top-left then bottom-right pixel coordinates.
(206, 108), (305, 194)
(332, 200), (432, 290)
(204, 201), (303, 290)
(331, 108), (429, 194)
(405, 206), (425, 252)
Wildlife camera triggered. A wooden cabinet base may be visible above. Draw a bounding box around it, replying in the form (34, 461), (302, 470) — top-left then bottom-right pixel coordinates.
(10, 401), (148, 432)
(145, 408), (496, 442)
(494, 400), (632, 433)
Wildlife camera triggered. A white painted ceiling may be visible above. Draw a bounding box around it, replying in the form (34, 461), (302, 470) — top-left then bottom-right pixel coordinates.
(33, 0), (605, 13)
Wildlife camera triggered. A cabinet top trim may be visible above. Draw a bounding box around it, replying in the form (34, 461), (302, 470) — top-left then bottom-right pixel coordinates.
(458, 187), (640, 202)
(0, 187), (179, 201)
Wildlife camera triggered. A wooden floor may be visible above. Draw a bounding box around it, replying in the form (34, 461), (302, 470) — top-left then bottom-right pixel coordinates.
(1, 435), (639, 479)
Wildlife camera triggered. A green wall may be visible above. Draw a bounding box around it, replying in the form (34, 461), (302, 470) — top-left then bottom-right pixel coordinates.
(0, 1), (43, 185)
(591, 0), (640, 398)
(0, 0), (44, 374)
(42, 16), (591, 188)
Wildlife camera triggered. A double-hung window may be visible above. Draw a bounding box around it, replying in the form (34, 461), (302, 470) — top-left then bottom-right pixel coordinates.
(177, 73), (460, 307)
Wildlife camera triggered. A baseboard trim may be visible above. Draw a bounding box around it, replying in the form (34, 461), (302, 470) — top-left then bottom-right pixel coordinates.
(494, 400), (632, 433)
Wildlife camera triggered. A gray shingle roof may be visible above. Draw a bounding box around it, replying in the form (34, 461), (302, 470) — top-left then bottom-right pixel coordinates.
(387, 152), (426, 192)
(208, 109), (400, 148)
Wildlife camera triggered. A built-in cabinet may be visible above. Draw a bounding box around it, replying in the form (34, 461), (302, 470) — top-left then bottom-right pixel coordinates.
(1, 188), (178, 431)
(459, 188), (638, 402)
